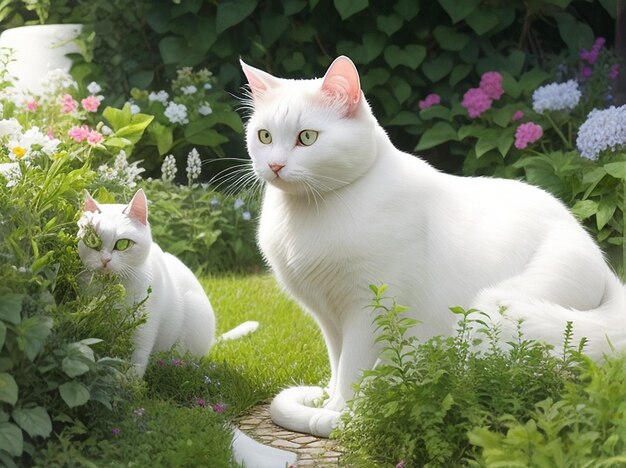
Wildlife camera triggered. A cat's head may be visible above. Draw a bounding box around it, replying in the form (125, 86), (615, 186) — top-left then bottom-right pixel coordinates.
(241, 56), (379, 195)
(77, 189), (152, 276)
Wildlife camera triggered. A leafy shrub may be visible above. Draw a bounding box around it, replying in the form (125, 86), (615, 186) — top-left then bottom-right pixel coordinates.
(338, 285), (581, 467)
(469, 353), (626, 467)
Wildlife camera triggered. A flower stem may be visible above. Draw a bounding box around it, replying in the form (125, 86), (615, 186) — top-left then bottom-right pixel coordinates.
(545, 113), (572, 150)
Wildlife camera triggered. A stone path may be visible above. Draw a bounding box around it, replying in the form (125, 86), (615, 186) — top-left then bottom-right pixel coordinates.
(236, 404), (343, 467)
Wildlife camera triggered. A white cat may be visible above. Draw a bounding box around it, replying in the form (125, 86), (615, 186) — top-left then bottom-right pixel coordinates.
(240, 56), (626, 437)
(77, 189), (259, 378)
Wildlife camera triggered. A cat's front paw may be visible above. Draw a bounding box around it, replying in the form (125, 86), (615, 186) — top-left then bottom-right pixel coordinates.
(322, 394), (346, 412)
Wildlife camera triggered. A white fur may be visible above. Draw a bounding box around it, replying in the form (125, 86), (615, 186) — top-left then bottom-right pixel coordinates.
(242, 57), (626, 437)
(77, 190), (258, 378)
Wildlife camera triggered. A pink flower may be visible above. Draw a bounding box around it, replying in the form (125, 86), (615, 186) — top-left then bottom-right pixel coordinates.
(609, 64), (619, 80)
(211, 403), (228, 413)
(512, 110), (524, 121)
(68, 125), (90, 142)
(87, 130), (103, 145)
(196, 398), (206, 408)
(580, 37), (606, 65)
(461, 88), (492, 119)
(581, 66), (593, 78)
(81, 95), (101, 112)
(60, 94), (78, 113)
(26, 99), (38, 112)
(479, 71), (504, 100)
(418, 93), (441, 110)
(514, 122), (543, 149)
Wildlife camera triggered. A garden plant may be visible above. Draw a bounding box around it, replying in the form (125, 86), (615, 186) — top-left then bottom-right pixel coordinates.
(0, 0), (625, 466)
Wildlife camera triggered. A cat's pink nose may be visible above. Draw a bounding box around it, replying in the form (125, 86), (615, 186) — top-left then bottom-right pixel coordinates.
(269, 163), (284, 174)
(101, 258), (111, 267)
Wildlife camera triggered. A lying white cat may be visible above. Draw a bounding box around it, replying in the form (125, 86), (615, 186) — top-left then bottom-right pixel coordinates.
(241, 56), (626, 437)
(77, 189), (258, 377)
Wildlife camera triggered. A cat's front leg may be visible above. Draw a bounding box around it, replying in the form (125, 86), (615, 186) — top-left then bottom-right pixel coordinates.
(130, 323), (155, 379)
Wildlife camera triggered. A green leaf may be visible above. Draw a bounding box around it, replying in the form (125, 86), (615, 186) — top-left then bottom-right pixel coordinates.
(422, 54), (454, 82)
(438, 0), (480, 23)
(16, 316), (52, 361)
(384, 44), (426, 70)
(415, 122), (457, 151)
(0, 373), (18, 405)
(492, 104), (519, 128)
(597, 202), (617, 230)
(386, 111), (420, 126)
(0, 294), (22, 325)
(475, 131), (499, 158)
(148, 122), (174, 155)
(216, 0), (258, 34)
(185, 128), (228, 147)
(391, 78), (411, 104)
(449, 63), (472, 87)
(604, 161), (626, 180)
(0, 422), (22, 457)
(376, 13), (403, 36)
(571, 200), (599, 220)
(599, 0), (617, 18)
(114, 115), (154, 144)
(62, 357), (90, 378)
(362, 32), (386, 61)
(419, 105), (450, 121)
(0, 322), (6, 350)
(12, 407), (52, 438)
(59, 381), (90, 408)
(103, 137), (132, 148)
(333, 0), (368, 19)
(465, 8), (500, 35)
(393, 0), (420, 20)
(555, 12), (594, 54)
(260, 14), (289, 47)
(433, 26), (469, 51)
(496, 131), (515, 158)
(362, 68), (391, 91)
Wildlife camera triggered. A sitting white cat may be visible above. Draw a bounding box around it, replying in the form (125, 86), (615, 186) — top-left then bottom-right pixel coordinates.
(240, 56), (626, 437)
(77, 189), (258, 377)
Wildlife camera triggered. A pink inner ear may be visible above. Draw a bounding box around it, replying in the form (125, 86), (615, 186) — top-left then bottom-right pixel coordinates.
(83, 190), (100, 213)
(240, 59), (270, 96)
(321, 56), (362, 115)
(127, 189), (148, 225)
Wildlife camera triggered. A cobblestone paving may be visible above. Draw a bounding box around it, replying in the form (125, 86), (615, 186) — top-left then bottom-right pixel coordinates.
(236, 404), (343, 467)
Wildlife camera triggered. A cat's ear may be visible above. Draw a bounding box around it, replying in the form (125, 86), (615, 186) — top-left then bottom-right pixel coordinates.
(321, 56), (362, 116)
(126, 189), (148, 225)
(240, 59), (279, 98)
(83, 190), (101, 213)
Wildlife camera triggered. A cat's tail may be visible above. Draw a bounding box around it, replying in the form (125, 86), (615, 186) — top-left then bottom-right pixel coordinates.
(230, 426), (297, 468)
(270, 386), (340, 437)
(218, 320), (259, 341)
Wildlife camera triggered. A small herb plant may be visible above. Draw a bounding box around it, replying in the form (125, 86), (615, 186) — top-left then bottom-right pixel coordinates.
(338, 285), (585, 467)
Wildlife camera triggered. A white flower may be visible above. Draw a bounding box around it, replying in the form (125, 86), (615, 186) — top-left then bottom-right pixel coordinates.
(181, 85), (197, 95)
(101, 125), (113, 136)
(576, 104), (626, 160)
(130, 104), (141, 114)
(198, 102), (213, 116)
(0, 162), (21, 187)
(98, 150), (145, 187)
(204, 83), (213, 90)
(242, 211), (251, 221)
(7, 127), (60, 160)
(148, 90), (169, 104)
(39, 69), (77, 95)
(0, 118), (22, 138)
(234, 198), (244, 210)
(532, 80), (581, 113)
(164, 102), (189, 125)
(87, 81), (102, 94)
(186, 148), (201, 183)
(161, 154), (177, 182)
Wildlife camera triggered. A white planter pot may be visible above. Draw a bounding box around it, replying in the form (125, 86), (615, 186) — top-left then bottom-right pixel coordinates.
(0, 24), (82, 95)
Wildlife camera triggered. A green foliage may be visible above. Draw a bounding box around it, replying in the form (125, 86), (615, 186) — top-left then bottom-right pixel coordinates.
(145, 179), (263, 274)
(469, 354), (626, 467)
(338, 285), (580, 467)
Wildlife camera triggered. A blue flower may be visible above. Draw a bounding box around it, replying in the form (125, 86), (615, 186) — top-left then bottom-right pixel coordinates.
(210, 198), (219, 206)
(532, 80), (581, 113)
(234, 198), (245, 210)
(242, 211), (251, 221)
(576, 104), (626, 160)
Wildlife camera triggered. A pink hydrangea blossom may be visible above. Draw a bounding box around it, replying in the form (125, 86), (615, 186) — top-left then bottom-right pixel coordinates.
(418, 93), (441, 110)
(26, 99), (38, 112)
(461, 88), (492, 118)
(81, 95), (101, 112)
(479, 71), (504, 100)
(60, 94), (78, 113)
(609, 64), (619, 80)
(514, 122), (543, 149)
(512, 110), (524, 121)
(87, 130), (103, 145)
(68, 125), (90, 142)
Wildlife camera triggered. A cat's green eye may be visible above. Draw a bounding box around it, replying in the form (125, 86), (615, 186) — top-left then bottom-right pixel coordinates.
(114, 239), (134, 251)
(83, 230), (102, 250)
(258, 129), (272, 144)
(297, 130), (318, 146)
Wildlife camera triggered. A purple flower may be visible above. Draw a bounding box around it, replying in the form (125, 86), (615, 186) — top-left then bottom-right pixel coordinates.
(111, 427), (121, 436)
(479, 71), (504, 100)
(511, 110), (524, 122)
(196, 398), (206, 407)
(461, 88), (492, 118)
(418, 93), (441, 110)
(396, 461), (405, 468)
(581, 66), (593, 78)
(156, 359), (165, 366)
(171, 358), (184, 367)
(610, 64), (620, 80)
(514, 122), (543, 149)
(211, 402), (228, 413)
